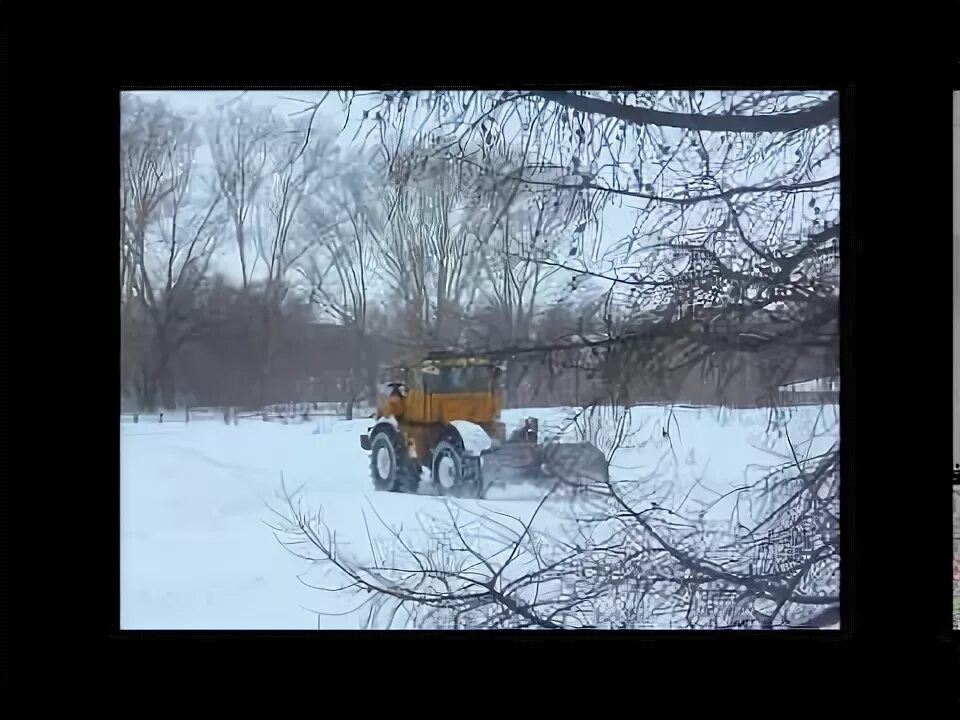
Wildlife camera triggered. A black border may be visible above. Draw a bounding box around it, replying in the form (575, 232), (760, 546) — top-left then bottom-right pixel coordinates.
(12, 70), (959, 702)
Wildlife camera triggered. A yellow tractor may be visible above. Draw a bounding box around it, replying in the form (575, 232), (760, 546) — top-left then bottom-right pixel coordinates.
(359, 351), (608, 497)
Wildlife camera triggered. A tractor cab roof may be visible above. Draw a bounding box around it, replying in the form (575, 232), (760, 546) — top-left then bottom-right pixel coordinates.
(420, 351), (501, 368)
(384, 350), (506, 377)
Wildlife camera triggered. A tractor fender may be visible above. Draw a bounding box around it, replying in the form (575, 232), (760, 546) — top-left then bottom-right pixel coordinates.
(447, 420), (493, 457)
(363, 417), (400, 450)
(372, 416), (399, 434)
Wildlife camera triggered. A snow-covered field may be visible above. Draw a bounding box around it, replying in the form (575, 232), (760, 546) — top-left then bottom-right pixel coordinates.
(120, 404), (839, 629)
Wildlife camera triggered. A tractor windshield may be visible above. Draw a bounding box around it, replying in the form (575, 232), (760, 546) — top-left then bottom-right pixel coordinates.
(423, 365), (499, 393)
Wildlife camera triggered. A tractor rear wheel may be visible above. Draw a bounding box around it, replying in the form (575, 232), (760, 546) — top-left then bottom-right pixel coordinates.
(370, 430), (420, 493)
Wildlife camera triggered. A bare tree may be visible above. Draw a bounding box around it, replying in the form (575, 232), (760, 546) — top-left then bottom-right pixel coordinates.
(377, 139), (487, 347)
(208, 104), (275, 290)
(252, 118), (340, 407)
(298, 156), (384, 417)
(121, 95), (178, 307)
(120, 96), (224, 410)
(469, 158), (565, 346)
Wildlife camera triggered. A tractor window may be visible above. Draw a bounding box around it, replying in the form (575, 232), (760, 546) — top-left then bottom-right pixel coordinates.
(448, 367), (482, 392)
(423, 366), (495, 393)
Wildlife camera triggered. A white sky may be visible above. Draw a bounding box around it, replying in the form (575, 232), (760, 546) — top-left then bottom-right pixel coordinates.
(125, 90), (840, 307)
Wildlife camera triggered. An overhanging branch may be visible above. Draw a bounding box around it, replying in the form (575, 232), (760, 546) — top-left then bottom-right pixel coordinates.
(533, 92), (839, 133)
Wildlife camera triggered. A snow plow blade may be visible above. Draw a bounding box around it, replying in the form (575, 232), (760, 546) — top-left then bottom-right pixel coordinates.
(540, 442), (609, 487)
(481, 441), (608, 493)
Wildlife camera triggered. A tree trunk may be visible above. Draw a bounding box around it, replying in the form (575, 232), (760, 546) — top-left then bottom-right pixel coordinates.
(160, 366), (177, 411)
(354, 328), (379, 411)
(259, 303), (274, 409)
(137, 367), (159, 412)
(367, 363), (380, 414)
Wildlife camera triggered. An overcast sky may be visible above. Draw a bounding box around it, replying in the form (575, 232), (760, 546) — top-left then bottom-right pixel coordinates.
(125, 90), (840, 307)
(127, 90), (638, 290)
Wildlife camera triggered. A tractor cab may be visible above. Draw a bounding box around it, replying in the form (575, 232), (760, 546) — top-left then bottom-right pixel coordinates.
(372, 352), (507, 439)
(400, 354), (505, 427)
(413, 355), (505, 394)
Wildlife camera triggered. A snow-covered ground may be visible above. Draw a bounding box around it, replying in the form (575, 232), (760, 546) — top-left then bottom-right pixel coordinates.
(120, 404), (839, 629)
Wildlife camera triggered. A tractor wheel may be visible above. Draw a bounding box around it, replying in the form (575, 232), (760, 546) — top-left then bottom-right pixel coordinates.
(432, 440), (483, 498)
(370, 430), (420, 493)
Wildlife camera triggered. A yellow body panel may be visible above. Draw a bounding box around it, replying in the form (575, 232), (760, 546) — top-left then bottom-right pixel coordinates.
(396, 418), (506, 465)
(402, 389), (501, 425)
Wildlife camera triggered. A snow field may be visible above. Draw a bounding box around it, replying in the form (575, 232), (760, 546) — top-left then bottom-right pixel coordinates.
(121, 403), (839, 628)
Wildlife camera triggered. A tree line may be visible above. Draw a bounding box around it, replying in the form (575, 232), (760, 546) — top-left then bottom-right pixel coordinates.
(120, 94), (577, 411)
(121, 92), (837, 414)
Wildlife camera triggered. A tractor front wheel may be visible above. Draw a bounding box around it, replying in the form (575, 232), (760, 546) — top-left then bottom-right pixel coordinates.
(370, 431), (420, 493)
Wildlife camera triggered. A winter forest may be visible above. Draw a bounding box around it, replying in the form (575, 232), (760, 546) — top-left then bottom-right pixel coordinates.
(120, 89), (841, 630)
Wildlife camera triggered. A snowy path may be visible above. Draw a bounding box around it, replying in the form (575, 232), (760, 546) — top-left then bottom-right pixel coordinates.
(120, 413), (558, 628)
(120, 405), (838, 629)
